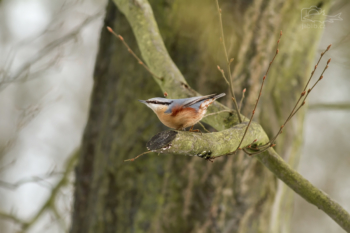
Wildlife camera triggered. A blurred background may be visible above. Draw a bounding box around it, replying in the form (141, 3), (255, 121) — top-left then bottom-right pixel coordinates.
(0, 0), (349, 232)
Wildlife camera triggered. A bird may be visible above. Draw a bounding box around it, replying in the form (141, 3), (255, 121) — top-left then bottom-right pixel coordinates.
(138, 93), (226, 131)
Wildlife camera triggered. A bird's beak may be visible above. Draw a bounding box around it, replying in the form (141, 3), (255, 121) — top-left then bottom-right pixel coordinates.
(138, 100), (147, 104)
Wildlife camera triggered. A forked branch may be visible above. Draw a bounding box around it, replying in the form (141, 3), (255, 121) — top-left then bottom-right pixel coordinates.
(269, 44), (332, 145)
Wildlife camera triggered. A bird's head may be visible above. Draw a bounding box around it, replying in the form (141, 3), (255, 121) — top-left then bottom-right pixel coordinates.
(138, 97), (173, 113)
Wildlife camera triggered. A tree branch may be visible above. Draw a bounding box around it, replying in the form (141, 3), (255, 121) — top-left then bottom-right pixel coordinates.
(257, 149), (350, 231)
(146, 122), (268, 159)
(309, 103), (350, 111)
(146, 131), (350, 231)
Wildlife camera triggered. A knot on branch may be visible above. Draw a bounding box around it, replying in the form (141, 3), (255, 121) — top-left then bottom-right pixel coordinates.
(146, 130), (178, 150)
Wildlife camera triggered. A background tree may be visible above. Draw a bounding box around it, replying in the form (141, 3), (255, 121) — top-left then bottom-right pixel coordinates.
(71, 0), (349, 233)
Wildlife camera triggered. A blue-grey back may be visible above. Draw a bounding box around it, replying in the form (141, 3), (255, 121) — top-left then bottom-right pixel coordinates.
(164, 96), (205, 113)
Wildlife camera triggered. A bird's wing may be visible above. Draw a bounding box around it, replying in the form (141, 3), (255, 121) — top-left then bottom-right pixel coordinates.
(183, 93), (226, 107)
(164, 93), (225, 114)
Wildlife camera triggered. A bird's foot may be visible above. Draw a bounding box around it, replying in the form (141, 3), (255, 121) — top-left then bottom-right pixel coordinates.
(189, 126), (202, 134)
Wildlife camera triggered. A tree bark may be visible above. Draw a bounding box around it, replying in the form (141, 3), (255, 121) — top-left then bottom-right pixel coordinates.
(71, 0), (335, 233)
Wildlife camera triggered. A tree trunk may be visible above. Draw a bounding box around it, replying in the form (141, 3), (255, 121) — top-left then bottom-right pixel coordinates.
(71, 0), (330, 232)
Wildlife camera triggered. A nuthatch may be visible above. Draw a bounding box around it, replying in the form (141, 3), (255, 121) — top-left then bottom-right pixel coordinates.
(138, 93), (226, 130)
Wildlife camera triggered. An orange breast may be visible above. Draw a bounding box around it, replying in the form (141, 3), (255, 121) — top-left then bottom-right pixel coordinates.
(155, 105), (205, 130)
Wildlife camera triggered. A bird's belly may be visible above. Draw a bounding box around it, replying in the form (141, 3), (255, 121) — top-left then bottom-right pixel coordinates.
(158, 109), (206, 130)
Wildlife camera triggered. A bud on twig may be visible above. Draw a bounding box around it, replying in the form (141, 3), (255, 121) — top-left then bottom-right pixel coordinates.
(243, 88), (246, 93)
(229, 58), (234, 63)
(280, 30), (283, 36)
(301, 91), (306, 96)
(263, 75), (266, 80)
(319, 75), (323, 80)
(276, 49), (279, 54)
(308, 89), (311, 93)
(327, 58), (331, 64)
(326, 44), (332, 51)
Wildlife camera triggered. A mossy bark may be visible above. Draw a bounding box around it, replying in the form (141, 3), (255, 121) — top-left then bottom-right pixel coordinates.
(71, 0), (333, 233)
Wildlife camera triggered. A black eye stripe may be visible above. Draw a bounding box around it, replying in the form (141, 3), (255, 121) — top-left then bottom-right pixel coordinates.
(146, 100), (172, 105)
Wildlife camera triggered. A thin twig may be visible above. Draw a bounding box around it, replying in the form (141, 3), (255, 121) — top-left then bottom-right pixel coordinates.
(107, 27), (163, 80)
(235, 31), (282, 152)
(124, 151), (154, 162)
(0, 172), (63, 190)
(217, 65), (229, 85)
(290, 62), (330, 118)
(198, 122), (211, 133)
(203, 109), (233, 118)
(0, 152), (78, 232)
(309, 102), (350, 110)
(215, 0), (242, 123)
(269, 45), (331, 145)
(0, 211), (26, 227)
(0, 13), (102, 92)
(239, 88), (246, 112)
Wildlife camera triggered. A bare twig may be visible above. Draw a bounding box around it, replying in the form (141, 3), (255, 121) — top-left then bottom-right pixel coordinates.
(235, 31), (282, 152)
(198, 122), (211, 133)
(217, 65), (229, 85)
(0, 12), (102, 92)
(107, 26), (163, 80)
(203, 109), (233, 118)
(124, 151), (154, 162)
(0, 151), (78, 232)
(0, 211), (26, 227)
(0, 172), (63, 190)
(215, 0), (242, 123)
(239, 88), (246, 112)
(309, 102), (350, 110)
(290, 63), (330, 118)
(269, 45), (331, 145)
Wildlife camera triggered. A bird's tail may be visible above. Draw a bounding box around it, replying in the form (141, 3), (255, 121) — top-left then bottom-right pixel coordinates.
(213, 93), (226, 100)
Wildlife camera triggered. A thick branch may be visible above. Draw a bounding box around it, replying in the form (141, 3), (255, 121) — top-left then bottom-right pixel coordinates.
(147, 130), (350, 231)
(147, 122), (269, 158)
(258, 149), (350, 232)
